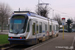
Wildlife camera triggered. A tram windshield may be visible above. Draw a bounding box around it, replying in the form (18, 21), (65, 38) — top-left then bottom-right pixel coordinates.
(9, 15), (28, 34)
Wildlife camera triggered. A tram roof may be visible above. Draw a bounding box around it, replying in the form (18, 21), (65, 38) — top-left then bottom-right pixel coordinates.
(13, 11), (58, 22)
(14, 11), (48, 19)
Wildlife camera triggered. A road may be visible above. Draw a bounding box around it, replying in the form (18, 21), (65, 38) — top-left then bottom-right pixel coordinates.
(24, 33), (75, 50)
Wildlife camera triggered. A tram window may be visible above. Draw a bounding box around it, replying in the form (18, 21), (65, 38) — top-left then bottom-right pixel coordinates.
(45, 24), (47, 32)
(56, 25), (58, 31)
(32, 23), (35, 35)
(50, 25), (52, 32)
(53, 25), (54, 31)
(53, 25), (55, 31)
(27, 21), (30, 32)
(39, 22), (42, 33)
(56, 25), (57, 31)
(37, 24), (38, 33)
(42, 23), (45, 33)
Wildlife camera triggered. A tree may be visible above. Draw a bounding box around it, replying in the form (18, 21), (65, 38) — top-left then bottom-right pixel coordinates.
(35, 4), (49, 18)
(66, 19), (72, 32)
(0, 3), (12, 32)
(52, 14), (62, 25)
(52, 14), (62, 29)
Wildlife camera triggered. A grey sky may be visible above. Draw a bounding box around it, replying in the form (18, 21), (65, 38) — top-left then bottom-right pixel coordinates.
(0, 0), (75, 19)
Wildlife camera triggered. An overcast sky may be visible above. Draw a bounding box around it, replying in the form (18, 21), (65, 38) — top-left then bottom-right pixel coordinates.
(0, 0), (75, 19)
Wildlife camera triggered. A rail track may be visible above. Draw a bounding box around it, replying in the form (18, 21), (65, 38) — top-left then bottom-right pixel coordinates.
(1, 44), (18, 50)
(0, 44), (33, 50)
(0, 37), (54, 50)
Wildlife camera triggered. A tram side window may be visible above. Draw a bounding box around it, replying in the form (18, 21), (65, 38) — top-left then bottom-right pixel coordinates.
(56, 25), (58, 31)
(53, 25), (55, 31)
(37, 24), (38, 33)
(32, 23), (35, 35)
(45, 24), (47, 32)
(42, 23), (45, 33)
(39, 22), (42, 33)
(50, 25), (52, 32)
(27, 21), (30, 32)
(58, 25), (59, 31)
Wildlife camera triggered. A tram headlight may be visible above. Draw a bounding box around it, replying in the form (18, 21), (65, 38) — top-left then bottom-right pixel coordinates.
(11, 37), (13, 39)
(20, 35), (26, 39)
(20, 37), (22, 39)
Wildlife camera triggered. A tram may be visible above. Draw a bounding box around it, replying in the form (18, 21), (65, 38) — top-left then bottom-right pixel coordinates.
(8, 11), (59, 45)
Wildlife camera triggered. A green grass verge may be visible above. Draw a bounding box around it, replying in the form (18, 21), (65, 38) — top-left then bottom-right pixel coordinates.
(0, 34), (9, 45)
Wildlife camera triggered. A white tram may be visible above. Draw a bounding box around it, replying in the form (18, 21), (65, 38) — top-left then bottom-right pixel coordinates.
(8, 11), (59, 45)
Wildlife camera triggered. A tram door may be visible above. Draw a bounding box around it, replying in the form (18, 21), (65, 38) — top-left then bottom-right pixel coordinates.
(32, 20), (38, 38)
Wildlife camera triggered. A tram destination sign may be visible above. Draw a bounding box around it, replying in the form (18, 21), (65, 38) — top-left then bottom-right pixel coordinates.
(13, 15), (25, 18)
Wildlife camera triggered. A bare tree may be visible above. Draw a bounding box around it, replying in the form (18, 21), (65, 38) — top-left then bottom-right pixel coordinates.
(0, 3), (12, 32)
(35, 5), (49, 18)
(52, 14), (62, 25)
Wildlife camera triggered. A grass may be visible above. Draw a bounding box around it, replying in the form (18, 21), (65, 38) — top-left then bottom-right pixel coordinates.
(0, 34), (9, 45)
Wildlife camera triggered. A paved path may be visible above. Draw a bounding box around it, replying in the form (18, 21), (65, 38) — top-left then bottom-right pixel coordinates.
(25, 33), (75, 50)
(0, 30), (8, 34)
